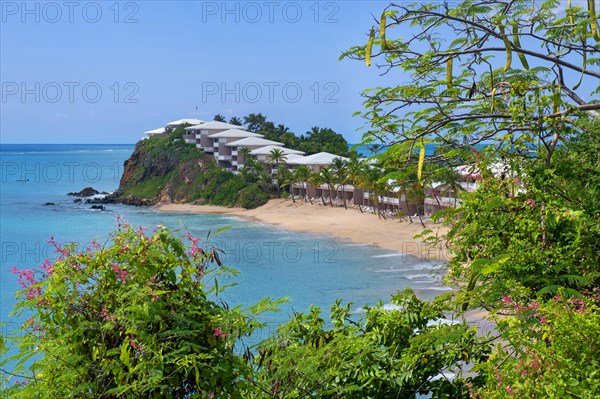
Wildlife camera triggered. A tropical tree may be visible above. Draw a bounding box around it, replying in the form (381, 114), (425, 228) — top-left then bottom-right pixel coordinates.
(434, 166), (466, 208)
(237, 146), (252, 167)
(243, 113), (268, 133)
(294, 165), (312, 203)
(357, 165), (385, 217)
(275, 166), (294, 201)
(214, 113), (226, 122)
(345, 0), (600, 307)
(267, 148), (287, 175)
(299, 127), (350, 156)
(330, 157), (349, 209)
(347, 157), (366, 212)
(229, 116), (243, 126)
(308, 170), (327, 205)
(343, 0), (599, 167)
(239, 157), (265, 184)
(319, 167), (336, 207)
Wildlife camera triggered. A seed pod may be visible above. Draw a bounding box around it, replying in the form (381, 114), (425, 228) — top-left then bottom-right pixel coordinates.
(417, 143), (425, 186)
(589, 0), (600, 44)
(446, 58), (453, 90)
(380, 11), (388, 50)
(498, 25), (512, 71)
(573, 35), (587, 90)
(568, 0), (574, 25)
(553, 84), (561, 114)
(512, 24), (529, 70)
(491, 87), (498, 112)
(366, 28), (375, 67)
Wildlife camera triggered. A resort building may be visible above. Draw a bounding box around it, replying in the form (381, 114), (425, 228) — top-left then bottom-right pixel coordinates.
(144, 118), (475, 217)
(184, 121), (246, 150)
(166, 118), (205, 130)
(226, 137), (285, 171)
(143, 127), (167, 139)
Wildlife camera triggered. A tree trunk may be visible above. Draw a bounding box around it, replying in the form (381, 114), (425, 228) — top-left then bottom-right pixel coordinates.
(403, 189), (413, 223)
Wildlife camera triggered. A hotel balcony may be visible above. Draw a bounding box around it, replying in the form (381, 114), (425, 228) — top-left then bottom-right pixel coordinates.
(217, 155), (232, 161)
(182, 134), (196, 144)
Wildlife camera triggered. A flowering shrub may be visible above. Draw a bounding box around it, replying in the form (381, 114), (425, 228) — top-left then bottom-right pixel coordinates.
(1, 221), (281, 398)
(476, 295), (600, 398)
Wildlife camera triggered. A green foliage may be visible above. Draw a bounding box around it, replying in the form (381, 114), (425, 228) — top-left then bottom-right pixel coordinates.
(299, 127), (351, 156)
(1, 224), (282, 398)
(238, 185), (269, 209)
(477, 295), (600, 398)
(254, 289), (490, 398)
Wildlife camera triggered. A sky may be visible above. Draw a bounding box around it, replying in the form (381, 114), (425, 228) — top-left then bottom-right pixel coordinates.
(0, 0), (400, 144)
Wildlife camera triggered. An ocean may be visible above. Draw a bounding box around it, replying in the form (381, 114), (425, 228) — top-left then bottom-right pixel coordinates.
(0, 144), (448, 335)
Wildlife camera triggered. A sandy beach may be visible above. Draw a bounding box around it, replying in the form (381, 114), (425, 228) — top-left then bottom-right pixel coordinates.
(158, 199), (449, 261)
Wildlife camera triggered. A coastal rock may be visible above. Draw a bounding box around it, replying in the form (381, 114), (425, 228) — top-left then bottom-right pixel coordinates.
(90, 205), (106, 210)
(44, 202), (56, 206)
(73, 199), (82, 203)
(68, 187), (100, 197)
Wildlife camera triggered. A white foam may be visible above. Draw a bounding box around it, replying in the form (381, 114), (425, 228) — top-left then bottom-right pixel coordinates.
(371, 253), (405, 258)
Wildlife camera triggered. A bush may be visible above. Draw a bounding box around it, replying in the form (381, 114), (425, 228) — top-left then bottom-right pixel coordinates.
(1, 222), (281, 398)
(238, 185), (269, 209)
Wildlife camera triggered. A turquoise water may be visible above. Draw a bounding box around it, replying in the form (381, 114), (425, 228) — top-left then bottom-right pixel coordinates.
(0, 144), (448, 334)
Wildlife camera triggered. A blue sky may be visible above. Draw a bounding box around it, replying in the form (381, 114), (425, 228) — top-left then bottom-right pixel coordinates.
(0, 1), (400, 144)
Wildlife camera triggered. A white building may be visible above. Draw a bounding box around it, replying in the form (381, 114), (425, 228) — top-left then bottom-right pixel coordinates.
(143, 127), (167, 139)
(166, 118), (205, 130)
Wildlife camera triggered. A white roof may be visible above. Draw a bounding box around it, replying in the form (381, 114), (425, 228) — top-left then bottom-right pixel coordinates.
(144, 127), (166, 135)
(250, 145), (305, 156)
(287, 152), (349, 165)
(285, 153), (306, 162)
(166, 118), (204, 127)
(226, 137), (284, 147)
(185, 121), (246, 131)
(207, 129), (263, 139)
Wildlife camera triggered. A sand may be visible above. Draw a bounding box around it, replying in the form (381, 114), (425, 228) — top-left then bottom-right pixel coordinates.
(158, 199), (449, 261)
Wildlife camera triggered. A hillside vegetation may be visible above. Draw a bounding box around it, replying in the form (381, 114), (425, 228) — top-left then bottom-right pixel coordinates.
(115, 127), (268, 208)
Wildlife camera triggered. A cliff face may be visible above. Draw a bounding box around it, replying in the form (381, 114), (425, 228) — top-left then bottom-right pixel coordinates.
(115, 137), (206, 205)
(110, 128), (259, 207)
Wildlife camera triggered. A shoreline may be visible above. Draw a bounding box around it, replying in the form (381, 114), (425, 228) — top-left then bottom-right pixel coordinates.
(158, 199), (449, 262)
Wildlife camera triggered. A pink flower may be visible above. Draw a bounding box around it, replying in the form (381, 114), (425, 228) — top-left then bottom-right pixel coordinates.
(526, 198), (535, 207)
(100, 306), (115, 321)
(213, 327), (226, 337)
(112, 264), (127, 284)
(506, 385), (514, 395)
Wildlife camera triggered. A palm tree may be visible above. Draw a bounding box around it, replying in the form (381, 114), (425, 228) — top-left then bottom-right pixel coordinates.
(268, 148), (287, 174)
(257, 169), (273, 193)
(237, 146), (252, 167)
(294, 165), (312, 203)
(214, 113), (226, 122)
(330, 158), (349, 209)
(319, 167), (336, 207)
(308, 171), (326, 205)
(276, 166), (294, 201)
(347, 157), (366, 212)
(357, 166), (385, 218)
(434, 166), (465, 208)
(229, 116), (243, 126)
